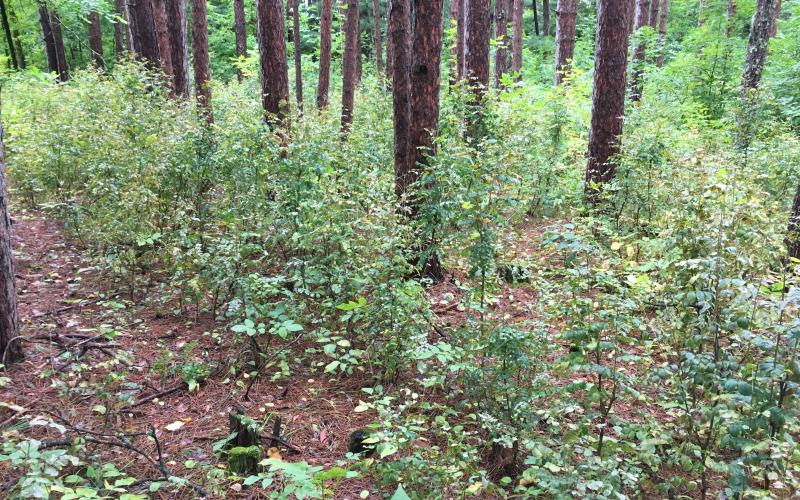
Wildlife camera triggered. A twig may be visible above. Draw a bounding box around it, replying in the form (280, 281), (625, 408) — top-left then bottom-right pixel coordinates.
(31, 298), (105, 318)
(125, 384), (183, 409)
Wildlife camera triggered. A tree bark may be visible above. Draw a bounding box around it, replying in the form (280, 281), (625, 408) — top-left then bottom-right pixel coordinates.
(0, 0), (17, 70)
(113, 0), (133, 57)
(317, 0), (332, 108)
(409, 0), (444, 280)
(768, 0), (781, 38)
(541, 0), (549, 36)
(233, 0), (248, 82)
(456, 0), (465, 79)
(50, 10), (69, 81)
(166, 0), (190, 97)
(554, 0), (577, 85)
(153, 0), (173, 77)
(340, 0), (359, 136)
(87, 10), (105, 69)
(511, 0), (523, 76)
(788, 181), (800, 261)
(655, 0), (667, 67)
(648, 0), (659, 27)
(629, 0), (650, 101)
(129, 0), (161, 68)
(0, 109), (22, 365)
(373, 0), (383, 78)
(584, 0), (633, 204)
(390, 0), (411, 197)
(9, 7), (23, 69)
(257, 0), (290, 128)
(464, 0), (490, 94)
(192, 0), (213, 122)
(292, 0), (303, 112)
(532, 0), (539, 36)
(741, 0), (776, 91)
(493, 0), (509, 87)
(38, 2), (59, 75)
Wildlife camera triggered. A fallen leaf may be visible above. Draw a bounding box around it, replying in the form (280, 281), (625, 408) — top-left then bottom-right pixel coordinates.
(267, 447), (282, 460)
(165, 421), (185, 432)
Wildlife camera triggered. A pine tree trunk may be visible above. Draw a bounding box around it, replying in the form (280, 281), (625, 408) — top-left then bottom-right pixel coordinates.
(373, 0), (383, 78)
(257, 0), (290, 128)
(50, 10), (69, 81)
(87, 10), (105, 69)
(541, 0), (549, 36)
(511, 0), (523, 76)
(532, 0), (539, 36)
(340, 0), (359, 135)
(655, 0), (667, 67)
(153, 0), (173, 78)
(317, 0), (332, 108)
(788, 181), (800, 261)
(409, 0), (445, 281)
(768, 0), (781, 38)
(554, 0), (577, 85)
(192, 0), (213, 122)
(390, 0), (411, 197)
(129, 0), (161, 68)
(648, 0), (658, 27)
(0, 0), (18, 70)
(741, 0), (776, 91)
(0, 111), (21, 365)
(493, 0), (509, 87)
(456, 0), (465, 79)
(726, 0), (737, 37)
(233, 0), (248, 82)
(37, 2), (58, 75)
(166, 0), (190, 97)
(584, 0), (633, 204)
(465, 0), (490, 93)
(9, 7), (23, 68)
(113, 0), (132, 56)
(292, 0), (303, 112)
(629, 0), (650, 101)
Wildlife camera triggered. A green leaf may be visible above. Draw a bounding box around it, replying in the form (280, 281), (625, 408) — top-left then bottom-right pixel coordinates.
(390, 484), (411, 500)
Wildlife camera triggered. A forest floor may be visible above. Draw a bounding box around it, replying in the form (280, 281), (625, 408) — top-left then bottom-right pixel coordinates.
(0, 211), (713, 498)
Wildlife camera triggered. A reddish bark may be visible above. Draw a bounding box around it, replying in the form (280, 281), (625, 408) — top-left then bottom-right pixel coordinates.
(257, 0), (290, 128)
(128, 0), (160, 67)
(37, 2), (58, 75)
(340, 0), (359, 135)
(50, 10), (69, 81)
(655, 0), (667, 67)
(153, 0), (173, 78)
(741, 0), (776, 91)
(386, 0), (394, 81)
(493, 0), (510, 86)
(0, 110), (22, 364)
(464, 0), (490, 94)
(648, 0), (659, 27)
(166, 0), (190, 97)
(553, 0), (578, 85)
(192, 0), (213, 122)
(317, 0), (332, 108)
(769, 0), (781, 38)
(511, 0), (523, 76)
(292, 0), (303, 112)
(88, 10), (104, 69)
(113, 0), (131, 56)
(233, 0), (248, 82)
(629, 0), (651, 101)
(373, 0), (383, 78)
(456, 0), (465, 78)
(584, 0), (633, 203)
(390, 0), (411, 197)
